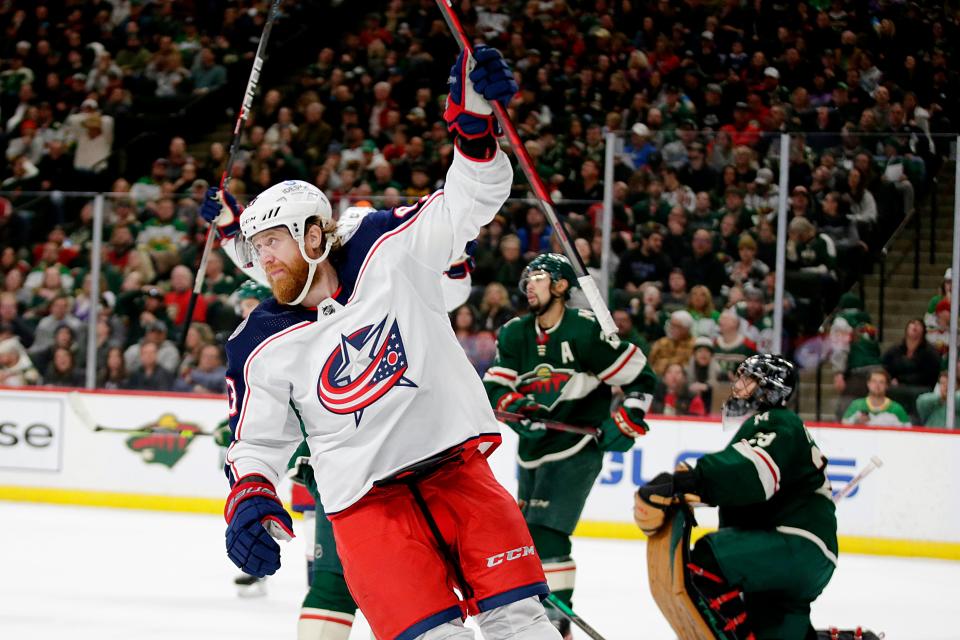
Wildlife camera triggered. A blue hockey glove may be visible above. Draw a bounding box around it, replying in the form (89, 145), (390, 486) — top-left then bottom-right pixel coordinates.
(200, 186), (242, 239)
(224, 476), (295, 577)
(496, 391), (549, 438)
(599, 392), (652, 451)
(445, 240), (478, 280)
(444, 45), (517, 139)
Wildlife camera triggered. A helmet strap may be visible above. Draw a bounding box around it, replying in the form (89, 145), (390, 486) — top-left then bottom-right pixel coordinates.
(288, 234), (332, 306)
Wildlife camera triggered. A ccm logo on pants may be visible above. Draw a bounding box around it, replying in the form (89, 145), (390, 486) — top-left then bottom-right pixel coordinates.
(486, 545), (536, 567)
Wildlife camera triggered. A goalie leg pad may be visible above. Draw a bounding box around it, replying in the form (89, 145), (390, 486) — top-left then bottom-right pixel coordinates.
(688, 539), (755, 638)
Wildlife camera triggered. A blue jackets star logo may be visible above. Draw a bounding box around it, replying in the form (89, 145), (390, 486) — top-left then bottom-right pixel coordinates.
(317, 316), (416, 425)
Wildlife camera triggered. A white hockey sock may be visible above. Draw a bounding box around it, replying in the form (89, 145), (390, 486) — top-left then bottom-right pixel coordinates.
(474, 596), (561, 640)
(542, 558), (577, 593)
(298, 607), (354, 640)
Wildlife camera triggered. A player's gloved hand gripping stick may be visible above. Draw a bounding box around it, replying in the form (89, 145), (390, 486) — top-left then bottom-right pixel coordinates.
(200, 186), (242, 239)
(435, 0), (620, 339)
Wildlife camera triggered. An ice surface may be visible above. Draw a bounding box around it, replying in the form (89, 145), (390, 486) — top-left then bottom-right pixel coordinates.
(0, 502), (953, 639)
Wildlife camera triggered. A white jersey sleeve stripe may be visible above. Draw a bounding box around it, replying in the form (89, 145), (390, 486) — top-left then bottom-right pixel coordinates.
(752, 445), (781, 491)
(732, 440), (780, 499)
(599, 344), (646, 384)
(483, 366), (518, 386)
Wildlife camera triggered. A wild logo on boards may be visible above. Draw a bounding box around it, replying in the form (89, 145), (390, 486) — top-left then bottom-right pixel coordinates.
(123, 414), (202, 468)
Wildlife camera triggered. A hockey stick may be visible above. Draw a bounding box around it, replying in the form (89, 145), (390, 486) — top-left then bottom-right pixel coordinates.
(178, 0), (284, 354)
(66, 392), (214, 437)
(545, 594), (607, 640)
(832, 456), (883, 504)
(493, 410), (599, 436)
(434, 0), (620, 341)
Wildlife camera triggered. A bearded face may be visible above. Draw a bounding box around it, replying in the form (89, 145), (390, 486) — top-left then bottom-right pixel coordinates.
(267, 253), (311, 304)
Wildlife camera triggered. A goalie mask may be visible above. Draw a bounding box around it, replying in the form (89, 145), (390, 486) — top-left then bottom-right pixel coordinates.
(721, 354), (797, 430)
(236, 180), (333, 306)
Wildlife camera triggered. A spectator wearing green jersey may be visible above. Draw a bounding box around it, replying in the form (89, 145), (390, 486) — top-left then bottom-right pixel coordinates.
(842, 369), (911, 427)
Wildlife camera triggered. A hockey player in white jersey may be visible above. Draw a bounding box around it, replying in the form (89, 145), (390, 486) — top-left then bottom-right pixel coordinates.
(218, 46), (560, 640)
(200, 204), (476, 638)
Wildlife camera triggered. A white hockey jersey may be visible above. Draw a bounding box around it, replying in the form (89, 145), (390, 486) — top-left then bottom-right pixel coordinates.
(224, 148), (510, 513)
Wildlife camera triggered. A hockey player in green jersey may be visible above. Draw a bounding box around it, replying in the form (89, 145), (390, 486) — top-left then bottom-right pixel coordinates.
(635, 354), (837, 639)
(483, 253), (657, 635)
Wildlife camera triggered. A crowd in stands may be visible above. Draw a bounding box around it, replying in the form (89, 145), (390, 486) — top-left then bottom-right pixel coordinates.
(0, 0), (958, 424)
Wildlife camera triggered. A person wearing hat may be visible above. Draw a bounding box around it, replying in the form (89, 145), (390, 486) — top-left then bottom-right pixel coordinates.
(925, 297), (953, 357)
(717, 184), (755, 231)
(827, 293), (883, 415)
(678, 142), (717, 194)
(614, 224), (672, 298)
(695, 31), (723, 79)
(649, 309), (697, 376)
(924, 268), (952, 324)
(123, 317), (180, 374)
(735, 285), (775, 354)
(788, 184), (817, 221)
(624, 121), (656, 170)
(65, 98), (114, 175)
(658, 84), (696, 131)
(699, 83), (727, 132)
(686, 336), (721, 411)
(719, 101), (761, 147)
(744, 167), (779, 223)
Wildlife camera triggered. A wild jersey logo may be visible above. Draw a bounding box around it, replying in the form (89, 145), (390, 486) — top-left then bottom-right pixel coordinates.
(517, 364), (574, 409)
(317, 316), (416, 425)
(124, 414), (202, 468)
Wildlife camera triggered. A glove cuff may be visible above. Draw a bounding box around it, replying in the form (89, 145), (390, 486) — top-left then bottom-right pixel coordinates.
(224, 475), (281, 524)
(612, 406), (648, 438)
(496, 391), (526, 413)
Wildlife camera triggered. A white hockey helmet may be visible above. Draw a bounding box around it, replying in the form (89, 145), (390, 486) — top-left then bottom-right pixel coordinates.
(237, 180), (334, 306)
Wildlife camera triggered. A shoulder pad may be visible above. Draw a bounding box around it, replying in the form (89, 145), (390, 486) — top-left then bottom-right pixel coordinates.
(225, 299), (314, 367)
